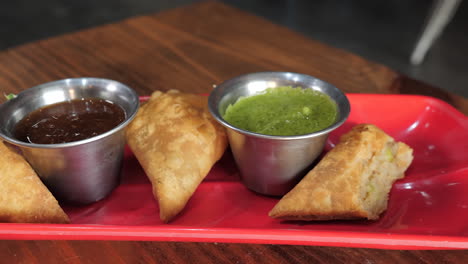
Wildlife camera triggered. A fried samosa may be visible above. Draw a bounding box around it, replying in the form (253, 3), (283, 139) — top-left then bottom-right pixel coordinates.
(126, 90), (227, 222)
(269, 124), (413, 221)
(0, 141), (70, 223)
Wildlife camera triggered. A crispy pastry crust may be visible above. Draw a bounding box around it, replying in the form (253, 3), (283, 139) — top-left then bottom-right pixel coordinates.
(269, 124), (413, 221)
(125, 90), (227, 222)
(0, 141), (70, 223)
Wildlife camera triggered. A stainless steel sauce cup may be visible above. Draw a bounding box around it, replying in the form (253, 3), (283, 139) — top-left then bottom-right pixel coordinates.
(0, 78), (139, 204)
(208, 72), (350, 196)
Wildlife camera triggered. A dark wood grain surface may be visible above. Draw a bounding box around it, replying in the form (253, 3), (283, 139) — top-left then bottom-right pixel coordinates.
(0, 1), (466, 263)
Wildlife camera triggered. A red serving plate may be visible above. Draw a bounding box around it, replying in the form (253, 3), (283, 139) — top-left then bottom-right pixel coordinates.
(1, 94), (467, 250)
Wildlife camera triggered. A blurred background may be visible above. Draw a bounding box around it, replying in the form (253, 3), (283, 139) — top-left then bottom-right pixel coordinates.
(1, 0), (466, 97)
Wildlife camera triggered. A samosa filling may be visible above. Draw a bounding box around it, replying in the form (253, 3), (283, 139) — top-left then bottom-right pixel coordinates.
(361, 142), (399, 217)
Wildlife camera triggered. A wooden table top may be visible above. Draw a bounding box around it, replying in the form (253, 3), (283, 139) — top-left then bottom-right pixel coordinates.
(0, 1), (466, 263)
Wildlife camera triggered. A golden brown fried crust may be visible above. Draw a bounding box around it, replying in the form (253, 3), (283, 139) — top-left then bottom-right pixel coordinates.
(269, 124), (413, 221)
(0, 141), (70, 224)
(125, 90), (228, 222)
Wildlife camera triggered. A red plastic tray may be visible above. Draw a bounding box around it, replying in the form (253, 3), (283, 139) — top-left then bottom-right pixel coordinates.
(1, 94), (467, 250)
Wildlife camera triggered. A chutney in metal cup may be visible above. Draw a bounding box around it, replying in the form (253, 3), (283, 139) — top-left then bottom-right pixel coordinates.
(209, 72), (350, 196)
(0, 78), (139, 204)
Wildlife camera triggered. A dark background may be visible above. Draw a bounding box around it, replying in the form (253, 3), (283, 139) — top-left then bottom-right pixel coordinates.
(1, 0), (466, 97)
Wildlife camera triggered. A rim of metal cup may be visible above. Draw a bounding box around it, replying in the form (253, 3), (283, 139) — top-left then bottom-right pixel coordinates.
(0, 77), (140, 148)
(208, 72), (350, 140)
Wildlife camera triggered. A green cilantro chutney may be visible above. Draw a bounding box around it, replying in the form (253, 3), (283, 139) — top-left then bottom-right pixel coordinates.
(222, 86), (338, 136)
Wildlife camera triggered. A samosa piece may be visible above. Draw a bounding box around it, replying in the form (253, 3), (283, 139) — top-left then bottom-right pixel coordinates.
(126, 90), (227, 222)
(269, 124), (413, 221)
(0, 141), (69, 223)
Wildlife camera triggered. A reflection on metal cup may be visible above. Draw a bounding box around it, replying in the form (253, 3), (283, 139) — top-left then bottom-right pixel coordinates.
(208, 72), (350, 196)
(226, 128), (330, 195)
(0, 78), (139, 204)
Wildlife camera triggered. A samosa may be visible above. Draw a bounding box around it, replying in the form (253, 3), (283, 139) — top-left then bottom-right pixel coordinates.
(126, 90), (227, 222)
(0, 141), (69, 223)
